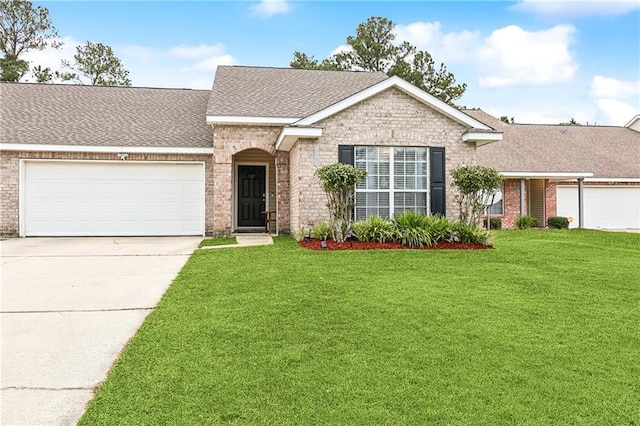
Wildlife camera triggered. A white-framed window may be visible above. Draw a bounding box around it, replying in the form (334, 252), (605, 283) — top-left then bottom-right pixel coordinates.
(485, 186), (504, 215)
(354, 146), (428, 220)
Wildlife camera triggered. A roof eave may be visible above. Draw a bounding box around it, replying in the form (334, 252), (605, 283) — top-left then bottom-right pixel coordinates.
(206, 115), (299, 126)
(275, 126), (323, 151)
(500, 171), (594, 180)
(0, 143), (214, 154)
(462, 131), (503, 146)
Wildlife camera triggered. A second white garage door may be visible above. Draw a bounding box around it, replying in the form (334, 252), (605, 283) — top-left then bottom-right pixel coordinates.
(23, 161), (205, 236)
(557, 185), (640, 229)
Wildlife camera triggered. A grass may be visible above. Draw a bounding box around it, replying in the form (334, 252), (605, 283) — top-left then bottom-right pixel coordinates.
(80, 230), (640, 425)
(198, 236), (237, 248)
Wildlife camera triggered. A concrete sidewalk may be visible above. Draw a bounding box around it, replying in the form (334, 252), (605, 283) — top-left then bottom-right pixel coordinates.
(1, 237), (201, 425)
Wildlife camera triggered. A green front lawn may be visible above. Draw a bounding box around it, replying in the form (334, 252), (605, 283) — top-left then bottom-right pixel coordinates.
(81, 230), (640, 425)
(198, 236), (237, 248)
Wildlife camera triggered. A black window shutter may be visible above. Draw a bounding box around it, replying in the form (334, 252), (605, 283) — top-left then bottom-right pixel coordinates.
(338, 145), (354, 165)
(430, 147), (446, 216)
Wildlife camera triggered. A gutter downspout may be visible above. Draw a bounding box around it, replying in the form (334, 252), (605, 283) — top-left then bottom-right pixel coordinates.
(578, 178), (584, 228)
(520, 178), (526, 216)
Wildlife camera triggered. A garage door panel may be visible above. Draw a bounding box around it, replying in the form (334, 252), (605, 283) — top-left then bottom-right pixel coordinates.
(557, 186), (640, 229)
(24, 161), (205, 236)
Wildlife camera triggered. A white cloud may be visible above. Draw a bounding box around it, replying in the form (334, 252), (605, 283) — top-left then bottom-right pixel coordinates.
(169, 43), (226, 59)
(329, 44), (352, 57)
(24, 39), (237, 89)
(250, 0), (291, 18)
(510, 0), (640, 18)
(475, 25), (578, 87)
(595, 98), (638, 125)
(589, 76), (640, 98)
(20, 36), (80, 81)
(179, 54), (237, 73)
(394, 21), (480, 63)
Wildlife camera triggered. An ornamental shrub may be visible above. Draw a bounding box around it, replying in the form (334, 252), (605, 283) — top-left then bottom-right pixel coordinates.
(450, 165), (504, 227)
(452, 222), (490, 245)
(315, 163), (367, 242)
(421, 214), (453, 243)
(516, 215), (540, 229)
(547, 216), (569, 229)
(351, 215), (398, 243)
(311, 222), (331, 240)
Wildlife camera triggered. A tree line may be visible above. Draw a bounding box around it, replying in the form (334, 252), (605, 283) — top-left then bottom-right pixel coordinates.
(0, 0), (130, 85)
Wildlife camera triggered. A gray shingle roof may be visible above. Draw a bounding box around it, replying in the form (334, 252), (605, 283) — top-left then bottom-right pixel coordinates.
(1, 83), (212, 148)
(207, 66), (389, 118)
(464, 109), (640, 179)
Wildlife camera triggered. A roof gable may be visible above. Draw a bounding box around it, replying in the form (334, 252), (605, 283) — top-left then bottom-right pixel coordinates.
(294, 76), (493, 131)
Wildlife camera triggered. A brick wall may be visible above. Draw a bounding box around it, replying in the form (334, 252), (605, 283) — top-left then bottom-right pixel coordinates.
(290, 87), (476, 232)
(212, 125), (280, 235)
(0, 151), (214, 236)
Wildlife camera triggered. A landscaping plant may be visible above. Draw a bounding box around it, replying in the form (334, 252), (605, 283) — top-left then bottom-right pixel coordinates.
(450, 165), (503, 227)
(315, 163), (367, 242)
(517, 215), (540, 229)
(311, 222), (331, 240)
(547, 216), (569, 229)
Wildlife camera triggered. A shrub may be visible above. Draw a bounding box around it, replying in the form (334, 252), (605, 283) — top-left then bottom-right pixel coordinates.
(452, 222), (490, 245)
(516, 215), (540, 229)
(311, 222), (331, 240)
(483, 217), (502, 230)
(351, 216), (398, 243)
(547, 216), (569, 229)
(393, 210), (429, 230)
(422, 214), (453, 243)
(450, 165), (504, 226)
(398, 228), (434, 248)
(315, 163), (366, 242)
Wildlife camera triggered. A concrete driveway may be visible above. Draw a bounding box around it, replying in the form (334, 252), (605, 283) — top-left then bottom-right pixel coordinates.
(1, 236), (201, 425)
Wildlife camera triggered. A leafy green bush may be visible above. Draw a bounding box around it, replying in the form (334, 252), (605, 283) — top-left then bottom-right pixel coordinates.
(483, 217), (502, 230)
(516, 215), (540, 229)
(422, 214), (453, 243)
(351, 216), (398, 243)
(311, 222), (331, 240)
(393, 210), (429, 230)
(547, 216), (569, 229)
(398, 228), (433, 248)
(315, 163), (367, 242)
(452, 222), (490, 245)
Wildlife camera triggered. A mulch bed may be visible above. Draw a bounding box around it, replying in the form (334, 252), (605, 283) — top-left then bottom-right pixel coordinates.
(299, 238), (492, 251)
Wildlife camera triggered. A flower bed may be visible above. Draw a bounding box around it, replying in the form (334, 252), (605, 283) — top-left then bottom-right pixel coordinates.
(299, 238), (492, 251)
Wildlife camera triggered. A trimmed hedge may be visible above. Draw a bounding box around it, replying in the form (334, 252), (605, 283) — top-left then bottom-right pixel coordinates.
(547, 216), (570, 229)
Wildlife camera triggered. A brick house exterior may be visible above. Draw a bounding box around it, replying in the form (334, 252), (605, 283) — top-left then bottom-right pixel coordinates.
(1, 66), (638, 236)
(467, 109), (640, 229)
(206, 67), (501, 236)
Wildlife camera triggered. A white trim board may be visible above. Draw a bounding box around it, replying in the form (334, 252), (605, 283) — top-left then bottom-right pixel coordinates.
(207, 116), (299, 125)
(500, 171), (594, 180)
(1, 144), (213, 154)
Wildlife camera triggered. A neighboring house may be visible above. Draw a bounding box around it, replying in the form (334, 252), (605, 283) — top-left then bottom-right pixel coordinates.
(466, 109), (640, 229)
(0, 65), (637, 237)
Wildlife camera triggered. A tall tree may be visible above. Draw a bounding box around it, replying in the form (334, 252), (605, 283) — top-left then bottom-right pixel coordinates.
(291, 16), (467, 105)
(0, 0), (61, 81)
(63, 41), (131, 86)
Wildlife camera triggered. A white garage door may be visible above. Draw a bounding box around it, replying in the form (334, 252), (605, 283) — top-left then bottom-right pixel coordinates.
(557, 185), (640, 229)
(23, 161), (205, 236)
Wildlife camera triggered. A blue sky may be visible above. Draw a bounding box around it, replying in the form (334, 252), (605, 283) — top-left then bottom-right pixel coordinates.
(26, 1), (640, 125)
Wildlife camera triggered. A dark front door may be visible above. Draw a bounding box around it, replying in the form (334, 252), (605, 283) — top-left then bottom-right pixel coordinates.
(237, 165), (266, 227)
